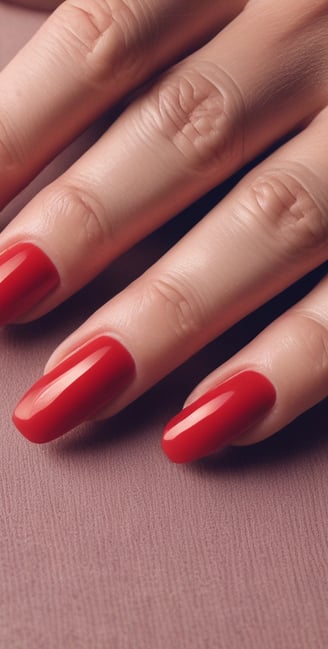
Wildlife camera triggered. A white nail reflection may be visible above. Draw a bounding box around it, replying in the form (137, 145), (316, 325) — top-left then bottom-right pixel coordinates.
(15, 347), (109, 420)
(163, 392), (233, 441)
(0, 252), (26, 283)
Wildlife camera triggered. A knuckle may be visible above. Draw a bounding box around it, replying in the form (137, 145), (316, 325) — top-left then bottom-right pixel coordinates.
(149, 274), (206, 340)
(54, 0), (149, 82)
(240, 168), (328, 255)
(292, 310), (328, 377)
(0, 117), (26, 174)
(138, 65), (243, 172)
(44, 183), (110, 251)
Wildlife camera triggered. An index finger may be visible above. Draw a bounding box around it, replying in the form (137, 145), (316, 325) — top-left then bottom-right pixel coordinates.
(0, 0), (245, 205)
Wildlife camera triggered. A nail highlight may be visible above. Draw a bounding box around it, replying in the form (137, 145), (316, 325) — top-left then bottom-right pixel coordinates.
(162, 371), (276, 463)
(13, 336), (136, 443)
(0, 242), (59, 325)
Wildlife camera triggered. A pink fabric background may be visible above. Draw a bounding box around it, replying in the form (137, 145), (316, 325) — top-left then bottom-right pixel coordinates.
(0, 4), (328, 647)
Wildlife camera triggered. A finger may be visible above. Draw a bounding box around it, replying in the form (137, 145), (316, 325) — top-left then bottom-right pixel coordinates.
(0, 0), (244, 205)
(1, 0), (326, 323)
(5, 0), (61, 10)
(12, 107), (328, 442)
(162, 274), (328, 463)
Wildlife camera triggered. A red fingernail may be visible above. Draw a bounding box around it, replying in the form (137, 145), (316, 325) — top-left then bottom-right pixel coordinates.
(13, 336), (136, 443)
(0, 242), (59, 325)
(162, 371), (276, 463)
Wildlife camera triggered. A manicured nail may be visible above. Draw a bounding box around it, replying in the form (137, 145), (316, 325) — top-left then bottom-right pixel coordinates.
(13, 336), (136, 443)
(0, 242), (59, 325)
(162, 370), (276, 463)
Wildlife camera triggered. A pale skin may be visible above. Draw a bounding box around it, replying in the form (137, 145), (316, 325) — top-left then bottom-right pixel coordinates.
(1, 0), (328, 447)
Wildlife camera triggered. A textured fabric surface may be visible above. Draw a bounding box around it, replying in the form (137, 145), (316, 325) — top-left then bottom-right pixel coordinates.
(0, 5), (328, 648)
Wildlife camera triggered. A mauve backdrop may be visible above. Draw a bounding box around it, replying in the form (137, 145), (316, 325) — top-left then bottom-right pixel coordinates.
(0, 4), (328, 647)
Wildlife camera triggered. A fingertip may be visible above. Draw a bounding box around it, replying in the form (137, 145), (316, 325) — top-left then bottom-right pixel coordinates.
(0, 242), (59, 326)
(162, 371), (276, 463)
(12, 335), (136, 444)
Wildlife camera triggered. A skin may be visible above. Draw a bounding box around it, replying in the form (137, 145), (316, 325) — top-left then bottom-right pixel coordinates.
(1, 0), (328, 448)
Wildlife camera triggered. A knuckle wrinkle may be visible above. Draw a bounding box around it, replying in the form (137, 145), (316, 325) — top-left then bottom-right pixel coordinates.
(57, 0), (150, 80)
(246, 170), (328, 253)
(139, 66), (243, 171)
(150, 275), (205, 339)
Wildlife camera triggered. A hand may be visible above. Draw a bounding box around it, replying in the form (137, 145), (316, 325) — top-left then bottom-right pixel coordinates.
(1, 0), (328, 462)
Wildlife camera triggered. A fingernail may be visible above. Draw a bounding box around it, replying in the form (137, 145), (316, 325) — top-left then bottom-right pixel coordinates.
(13, 336), (136, 443)
(0, 242), (59, 325)
(162, 370), (276, 463)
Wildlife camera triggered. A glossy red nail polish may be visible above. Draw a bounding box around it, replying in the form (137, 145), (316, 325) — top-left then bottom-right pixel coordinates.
(13, 336), (136, 443)
(162, 371), (276, 463)
(0, 242), (59, 325)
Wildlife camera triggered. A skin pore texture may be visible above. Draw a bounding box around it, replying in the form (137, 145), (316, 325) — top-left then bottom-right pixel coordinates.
(1, 0), (328, 460)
